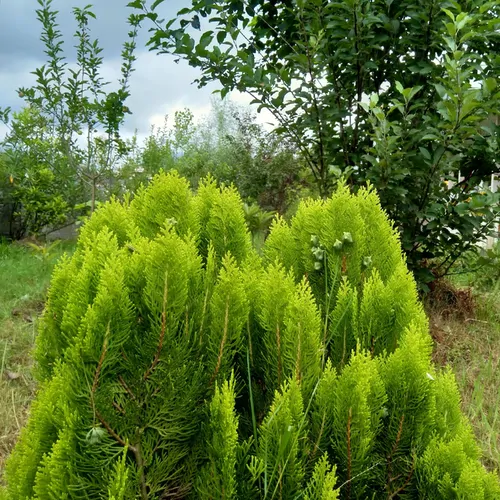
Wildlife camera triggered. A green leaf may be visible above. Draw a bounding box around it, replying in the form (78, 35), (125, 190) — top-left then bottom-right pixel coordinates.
(443, 36), (457, 52)
(434, 84), (447, 99)
(127, 0), (144, 8)
(484, 77), (496, 94)
(199, 31), (213, 49)
(442, 8), (455, 21)
(151, 0), (164, 10)
(419, 147), (431, 161)
(421, 134), (439, 140)
(359, 102), (370, 113)
(217, 30), (226, 44)
(432, 145), (446, 165)
(407, 85), (422, 102)
(455, 13), (471, 31)
(455, 203), (469, 215)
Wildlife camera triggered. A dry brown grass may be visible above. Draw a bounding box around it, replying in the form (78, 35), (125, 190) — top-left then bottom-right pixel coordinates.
(426, 280), (500, 472)
(0, 316), (38, 472)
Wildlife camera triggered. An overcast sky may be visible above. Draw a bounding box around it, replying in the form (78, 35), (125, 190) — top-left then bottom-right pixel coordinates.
(0, 0), (272, 143)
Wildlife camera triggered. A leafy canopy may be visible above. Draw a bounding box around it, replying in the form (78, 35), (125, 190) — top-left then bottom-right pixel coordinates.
(0, 0), (139, 238)
(131, 0), (500, 286)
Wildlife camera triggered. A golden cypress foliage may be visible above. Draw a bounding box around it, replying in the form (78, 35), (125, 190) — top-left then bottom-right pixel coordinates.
(196, 374), (239, 499)
(2, 174), (498, 499)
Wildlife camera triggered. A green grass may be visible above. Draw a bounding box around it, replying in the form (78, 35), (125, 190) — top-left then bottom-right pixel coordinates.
(0, 240), (75, 476)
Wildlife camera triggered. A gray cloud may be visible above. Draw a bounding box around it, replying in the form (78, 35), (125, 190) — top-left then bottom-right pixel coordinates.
(123, 52), (219, 134)
(0, 0), (131, 69)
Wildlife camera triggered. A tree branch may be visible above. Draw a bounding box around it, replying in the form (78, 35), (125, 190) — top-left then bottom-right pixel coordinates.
(144, 270), (168, 380)
(209, 297), (230, 385)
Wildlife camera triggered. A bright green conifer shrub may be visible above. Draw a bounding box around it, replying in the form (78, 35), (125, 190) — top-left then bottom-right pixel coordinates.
(2, 171), (498, 499)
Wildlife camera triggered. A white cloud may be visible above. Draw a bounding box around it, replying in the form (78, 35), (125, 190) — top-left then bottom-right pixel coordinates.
(148, 101), (213, 129)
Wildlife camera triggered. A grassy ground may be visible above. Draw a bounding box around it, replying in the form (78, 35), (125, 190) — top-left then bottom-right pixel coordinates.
(426, 280), (500, 473)
(0, 240), (499, 481)
(0, 239), (75, 475)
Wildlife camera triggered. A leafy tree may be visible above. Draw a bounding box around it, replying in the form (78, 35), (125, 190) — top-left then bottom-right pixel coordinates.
(2, 172), (498, 498)
(131, 0), (500, 286)
(198, 100), (307, 213)
(0, 0), (139, 226)
(0, 108), (68, 238)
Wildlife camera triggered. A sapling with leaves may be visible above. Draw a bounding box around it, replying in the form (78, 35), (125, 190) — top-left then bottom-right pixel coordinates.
(2, 171), (499, 499)
(0, 0), (139, 226)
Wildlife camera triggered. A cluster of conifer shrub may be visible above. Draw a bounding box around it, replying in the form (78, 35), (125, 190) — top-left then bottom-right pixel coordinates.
(2, 172), (498, 499)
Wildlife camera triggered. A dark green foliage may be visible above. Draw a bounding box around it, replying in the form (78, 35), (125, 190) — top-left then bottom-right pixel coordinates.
(3, 173), (498, 499)
(0, 111), (69, 238)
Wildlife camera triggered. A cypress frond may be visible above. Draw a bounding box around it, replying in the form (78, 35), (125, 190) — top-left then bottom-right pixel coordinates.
(328, 350), (386, 499)
(282, 277), (322, 399)
(196, 374), (239, 499)
(254, 379), (307, 499)
(328, 278), (358, 368)
(263, 215), (299, 277)
(195, 176), (252, 264)
(79, 197), (140, 248)
(130, 170), (196, 238)
(34, 252), (78, 380)
(255, 263), (297, 395)
(355, 185), (403, 284)
(5, 367), (66, 498)
(378, 324), (436, 496)
(304, 453), (340, 500)
(417, 430), (500, 499)
(206, 254), (249, 385)
(107, 448), (132, 500)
